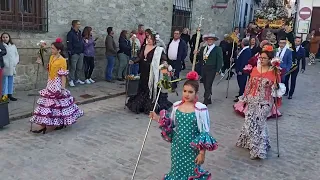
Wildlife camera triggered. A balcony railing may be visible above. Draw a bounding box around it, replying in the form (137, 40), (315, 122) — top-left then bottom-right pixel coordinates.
(0, 0), (48, 32)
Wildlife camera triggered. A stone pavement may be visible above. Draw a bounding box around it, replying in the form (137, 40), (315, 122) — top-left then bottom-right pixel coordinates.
(8, 80), (126, 121)
(0, 64), (320, 180)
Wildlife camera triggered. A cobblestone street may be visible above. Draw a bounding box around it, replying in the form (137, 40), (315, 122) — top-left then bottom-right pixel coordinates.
(0, 65), (319, 180)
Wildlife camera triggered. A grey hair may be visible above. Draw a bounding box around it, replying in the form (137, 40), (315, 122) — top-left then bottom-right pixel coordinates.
(242, 38), (250, 46)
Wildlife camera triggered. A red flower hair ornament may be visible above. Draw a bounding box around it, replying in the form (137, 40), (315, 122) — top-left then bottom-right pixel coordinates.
(186, 71), (199, 81)
(263, 45), (273, 52)
(55, 37), (63, 43)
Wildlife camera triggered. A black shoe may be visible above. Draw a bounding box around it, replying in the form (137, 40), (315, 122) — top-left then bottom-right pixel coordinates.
(288, 95), (293, 99)
(117, 78), (124, 81)
(234, 98), (239, 102)
(106, 79), (115, 83)
(284, 93), (288, 96)
(235, 95), (240, 98)
(203, 98), (212, 105)
(31, 127), (47, 134)
(54, 125), (64, 130)
(8, 94), (17, 101)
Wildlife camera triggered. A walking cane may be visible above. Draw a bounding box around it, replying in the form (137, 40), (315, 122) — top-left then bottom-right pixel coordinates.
(30, 63), (40, 132)
(274, 96), (280, 157)
(274, 78), (280, 157)
(226, 42), (235, 98)
(131, 88), (162, 180)
(124, 63), (131, 109)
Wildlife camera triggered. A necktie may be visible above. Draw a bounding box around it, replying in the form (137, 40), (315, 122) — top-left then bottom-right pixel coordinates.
(279, 49), (283, 57)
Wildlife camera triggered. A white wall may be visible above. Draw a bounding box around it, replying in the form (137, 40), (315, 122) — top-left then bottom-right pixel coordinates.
(313, 0), (320, 7)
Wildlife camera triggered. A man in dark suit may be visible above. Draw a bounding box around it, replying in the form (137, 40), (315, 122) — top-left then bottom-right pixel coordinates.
(284, 37), (306, 99)
(235, 38), (251, 102)
(167, 29), (188, 89)
(196, 34), (223, 105)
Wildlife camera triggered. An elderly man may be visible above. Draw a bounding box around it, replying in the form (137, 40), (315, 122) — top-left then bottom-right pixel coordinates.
(235, 38), (251, 102)
(196, 34), (223, 105)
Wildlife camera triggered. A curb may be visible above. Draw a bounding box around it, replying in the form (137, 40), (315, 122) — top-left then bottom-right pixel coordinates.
(9, 91), (126, 121)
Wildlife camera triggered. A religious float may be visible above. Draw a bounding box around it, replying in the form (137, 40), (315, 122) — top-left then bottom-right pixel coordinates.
(254, 0), (294, 29)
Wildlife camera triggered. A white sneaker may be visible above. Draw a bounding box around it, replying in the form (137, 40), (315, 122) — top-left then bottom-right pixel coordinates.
(69, 80), (75, 87)
(308, 62), (312, 65)
(85, 79), (91, 84)
(89, 78), (95, 83)
(76, 79), (85, 84)
(220, 73), (225, 77)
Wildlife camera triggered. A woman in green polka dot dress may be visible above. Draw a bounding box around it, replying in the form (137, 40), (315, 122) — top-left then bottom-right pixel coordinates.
(150, 71), (218, 180)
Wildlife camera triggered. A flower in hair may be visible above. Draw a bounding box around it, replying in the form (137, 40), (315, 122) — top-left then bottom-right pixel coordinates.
(55, 37), (62, 43)
(186, 71), (199, 81)
(263, 45), (273, 52)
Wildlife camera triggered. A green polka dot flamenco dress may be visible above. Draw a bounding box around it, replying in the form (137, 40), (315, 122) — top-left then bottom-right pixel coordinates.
(158, 109), (218, 180)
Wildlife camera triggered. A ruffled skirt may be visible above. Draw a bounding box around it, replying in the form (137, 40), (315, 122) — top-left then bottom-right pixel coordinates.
(30, 87), (83, 126)
(234, 101), (281, 119)
(236, 102), (271, 159)
(126, 89), (172, 114)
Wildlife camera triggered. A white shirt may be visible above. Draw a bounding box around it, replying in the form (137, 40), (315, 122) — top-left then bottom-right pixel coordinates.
(296, 45), (300, 52)
(168, 39), (180, 60)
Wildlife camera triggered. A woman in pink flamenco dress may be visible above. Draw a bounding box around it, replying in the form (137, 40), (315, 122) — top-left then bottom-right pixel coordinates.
(239, 44), (281, 119)
(30, 38), (83, 134)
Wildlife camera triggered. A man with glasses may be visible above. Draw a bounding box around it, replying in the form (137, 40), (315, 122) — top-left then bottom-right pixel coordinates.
(277, 38), (292, 82)
(67, 20), (85, 87)
(167, 29), (187, 90)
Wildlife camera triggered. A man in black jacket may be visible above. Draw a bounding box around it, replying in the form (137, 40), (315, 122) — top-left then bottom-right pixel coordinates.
(167, 29), (187, 90)
(67, 20), (85, 87)
(0, 43), (7, 68)
(0, 43), (7, 98)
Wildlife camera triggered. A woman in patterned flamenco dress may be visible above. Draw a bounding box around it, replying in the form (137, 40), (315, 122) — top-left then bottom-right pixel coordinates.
(126, 33), (172, 114)
(236, 48), (283, 159)
(149, 71), (218, 179)
(30, 38), (83, 134)
(237, 44), (281, 118)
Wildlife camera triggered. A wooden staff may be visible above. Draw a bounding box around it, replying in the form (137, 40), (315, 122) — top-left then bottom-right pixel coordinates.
(192, 15), (204, 71)
(30, 47), (46, 131)
(226, 39), (236, 98)
(131, 87), (162, 180)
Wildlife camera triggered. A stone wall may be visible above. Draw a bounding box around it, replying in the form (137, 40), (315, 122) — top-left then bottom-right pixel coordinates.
(4, 0), (235, 91)
(192, 0), (236, 40)
(6, 0), (172, 90)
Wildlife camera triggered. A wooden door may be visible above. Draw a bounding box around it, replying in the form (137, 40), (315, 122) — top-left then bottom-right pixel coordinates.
(310, 7), (320, 32)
